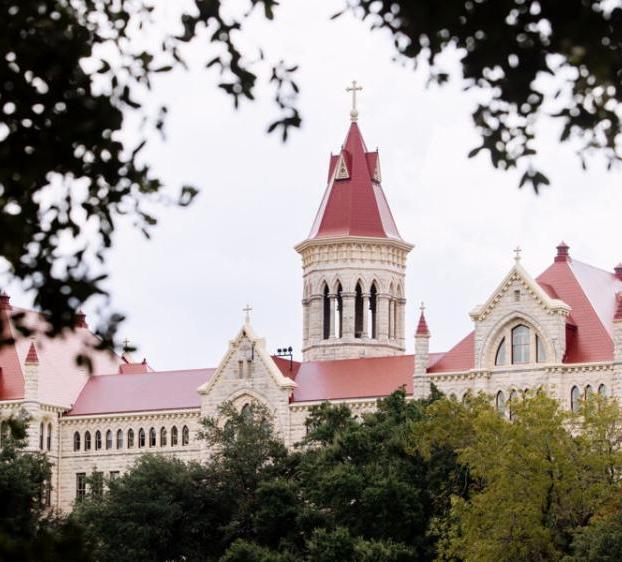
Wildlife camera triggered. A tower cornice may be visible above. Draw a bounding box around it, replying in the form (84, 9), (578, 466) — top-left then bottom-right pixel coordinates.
(295, 235), (414, 255)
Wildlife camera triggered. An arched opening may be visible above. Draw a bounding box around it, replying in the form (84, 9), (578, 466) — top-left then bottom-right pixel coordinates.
(354, 282), (364, 338)
(322, 284), (330, 340)
(39, 422), (44, 450)
(335, 282), (343, 338)
(511, 325), (530, 364)
(369, 283), (377, 339)
(182, 426), (190, 446)
(571, 386), (581, 413)
(47, 423), (52, 451)
(116, 429), (123, 449)
(95, 430), (102, 450)
(508, 390), (518, 420)
(241, 403), (252, 419)
(73, 431), (80, 452)
(84, 431), (91, 451)
(105, 430), (112, 450)
(149, 427), (156, 447)
(160, 427), (167, 446)
(585, 385), (594, 400)
(171, 426), (179, 446)
(598, 384), (608, 397)
(127, 429), (134, 449)
(138, 428), (145, 448)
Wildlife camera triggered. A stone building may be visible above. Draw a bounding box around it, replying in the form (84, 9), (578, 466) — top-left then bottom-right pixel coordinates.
(1, 112), (621, 512)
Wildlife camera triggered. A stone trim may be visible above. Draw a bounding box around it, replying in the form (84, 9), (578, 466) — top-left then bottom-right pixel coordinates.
(60, 409), (200, 426)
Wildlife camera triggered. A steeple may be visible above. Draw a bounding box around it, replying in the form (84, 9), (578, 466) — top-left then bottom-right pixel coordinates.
(296, 102), (413, 362)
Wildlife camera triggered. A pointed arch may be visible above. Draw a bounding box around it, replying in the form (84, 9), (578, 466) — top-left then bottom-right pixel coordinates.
(369, 281), (378, 339)
(355, 281), (364, 338)
(335, 281), (343, 338)
(322, 283), (331, 340)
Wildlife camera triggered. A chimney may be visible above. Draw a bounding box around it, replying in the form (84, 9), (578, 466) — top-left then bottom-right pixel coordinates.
(614, 263), (622, 282)
(413, 304), (431, 399)
(555, 241), (570, 263)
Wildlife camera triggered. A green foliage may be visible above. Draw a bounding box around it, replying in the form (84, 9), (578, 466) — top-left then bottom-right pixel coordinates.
(0, 414), (90, 562)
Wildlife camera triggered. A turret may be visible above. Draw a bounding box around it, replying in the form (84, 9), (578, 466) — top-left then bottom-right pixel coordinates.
(413, 304), (431, 399)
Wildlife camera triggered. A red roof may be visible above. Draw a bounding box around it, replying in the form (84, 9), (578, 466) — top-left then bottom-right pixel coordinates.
(428, 332), (475, 373)
(67, 368), (214, 416)
(275, 354), (443, 403)
(0, 303), (123, 405)
(25, 342), (39, 365)
(307, 122), (403, 241)
(416, 310), (430, 336)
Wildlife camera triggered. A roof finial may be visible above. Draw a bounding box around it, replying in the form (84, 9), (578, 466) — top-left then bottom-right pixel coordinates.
(416, 302), (430, 336)
(243, 303), (253, 324)
(420, 301), (425, 313)
(514, 246), (522, 263)
(346, 80), (363, 122)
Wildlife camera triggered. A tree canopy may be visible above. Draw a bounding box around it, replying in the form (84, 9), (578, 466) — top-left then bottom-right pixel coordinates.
(2, 0), (621, 346)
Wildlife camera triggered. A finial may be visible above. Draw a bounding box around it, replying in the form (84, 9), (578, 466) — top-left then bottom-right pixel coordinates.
(514, 246), (522, 263)
(346, 80), (363, 122)
(420, 301), (425, 313)
(416, 302), (430, 336)
(243, 304), (253, 324)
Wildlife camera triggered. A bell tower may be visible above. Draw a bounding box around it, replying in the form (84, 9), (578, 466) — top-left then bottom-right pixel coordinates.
(296, 87), (413, 361)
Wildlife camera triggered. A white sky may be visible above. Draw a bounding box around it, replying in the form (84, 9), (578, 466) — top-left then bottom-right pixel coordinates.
(15, 1), (622, 370)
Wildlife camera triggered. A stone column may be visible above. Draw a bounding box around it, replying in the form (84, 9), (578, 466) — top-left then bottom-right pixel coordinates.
(329, 295), (337, 338)
(341, 292), (356, 339)
(377, 294), (390, 341)
(302, 299), (310, 345)
(398, 298), (407, 347)
(309, 296), (323, 343)
(362, 294), (370, 338)
(413, 327), (431, 399)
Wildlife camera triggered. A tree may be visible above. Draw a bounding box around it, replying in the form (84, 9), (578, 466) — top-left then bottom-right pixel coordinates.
(0, 415), (89, 562)
(411, 392), (622, 562)
(3, 1), (622, 346)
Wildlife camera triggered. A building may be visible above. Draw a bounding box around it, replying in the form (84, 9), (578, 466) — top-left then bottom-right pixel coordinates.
(1, 109), (622, 512)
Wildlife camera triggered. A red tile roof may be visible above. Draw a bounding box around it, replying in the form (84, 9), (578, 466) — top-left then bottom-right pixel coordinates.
(428, 332), (475, 373)
(307, 122), (404, 241)
(67, 368), (215, 416)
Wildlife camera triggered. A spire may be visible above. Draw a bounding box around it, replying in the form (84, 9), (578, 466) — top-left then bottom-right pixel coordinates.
(416, 303), (430, 336)
(307, 121), (404, 241)
(25, 342), (39, 365)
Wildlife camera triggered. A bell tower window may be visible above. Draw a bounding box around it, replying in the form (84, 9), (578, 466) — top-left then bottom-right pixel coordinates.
(355, 283), (364, 338)
(369, 283), (377, 339)
(322, 284), (330, 340)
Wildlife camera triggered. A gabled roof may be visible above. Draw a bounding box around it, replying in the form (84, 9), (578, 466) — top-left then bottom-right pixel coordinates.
(306, 122), (404, 241)
(67, 368), (214, 416)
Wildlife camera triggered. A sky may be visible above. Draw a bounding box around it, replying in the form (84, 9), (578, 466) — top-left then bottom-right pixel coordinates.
(15, 1), (622, 370)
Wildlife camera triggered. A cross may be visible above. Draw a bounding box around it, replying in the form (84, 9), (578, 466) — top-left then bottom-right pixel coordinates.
(420, 302), (425, 313)
(122, 338), (131, 352)
(243, 304), (253, 324)
(514, 246), (522, 262)
(346, 80), (363, 122)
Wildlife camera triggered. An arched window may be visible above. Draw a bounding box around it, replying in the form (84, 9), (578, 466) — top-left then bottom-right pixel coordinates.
(241, 403), (252, 420)
(585, 385), (594, 400)
(160, 427), (167, 447)
(171, 426), (178, 446)
(511, 325), (530, 364)
(508, 390), (519, 421)
(322, 284), (331, 340)
(84, 431), (91, 451)
(105, 430), (113, 450)
(47, 423), (52, 451)
(536, 334), (546, 363)
(598, 384), (608, 397)
(182, 425), (189, 446)
(0, 420), (8, 447)
(571, 386), (581, 413)
(73, 431), (80, 452)
(354, 282), (364, 338)
(127, 429), (134, 449)
(149, 427), (156, 447)
(369, 283), (378, 339)
(39, 422), (44, 450)
(116, 429), (123, 449)
(495, 391), (506, 416)
(138, 428), (145, 448)
(495, 338), (506, 365)
(95, 430), (102, 450)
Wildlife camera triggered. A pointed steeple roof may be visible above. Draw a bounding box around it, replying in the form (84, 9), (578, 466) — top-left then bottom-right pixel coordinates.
(308, 122), (404, 241)
(25, 342), (39, 365)
(416, 306), (430, 337)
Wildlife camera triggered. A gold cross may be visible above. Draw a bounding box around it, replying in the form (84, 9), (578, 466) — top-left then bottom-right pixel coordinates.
(346, 80), (363, 122)
(514, 246), (522, 262)
(243, 304), (253, 323)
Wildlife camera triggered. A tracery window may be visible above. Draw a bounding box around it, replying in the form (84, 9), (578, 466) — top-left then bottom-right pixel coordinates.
(571, 386), (581, 413)
(511, 325), (530, 364)
(149, 427), (156, 447)
(84, 431), (91, 451)
(127, 429), (134, 449)
(160, 427), (167, 447)
(95, 430), (102, 450)
(73, 431), (80, 452)
(116, 429), (123, 449)
(106, 430), (113, 450)
(182, 425), (189, 446)
(495, 391), (506, 416)
(171, 426), (178, 446)
(138, 428), (145, 448)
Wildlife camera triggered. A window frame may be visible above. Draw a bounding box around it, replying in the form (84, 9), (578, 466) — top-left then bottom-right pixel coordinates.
(171, 426), (178, 446)
(182, 425), (189, 446)
(116, 429), (123, 449)
(84, 431), (91, 451)
(73, 431), (81, 452)
(95, 430), (102, 450)
(76, 473), (87, 501)
(127, 429), (134, 449)
(138, 428), (145, 448)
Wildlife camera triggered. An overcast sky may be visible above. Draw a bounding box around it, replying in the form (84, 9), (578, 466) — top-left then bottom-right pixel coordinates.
(15, 1), (622, 370)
